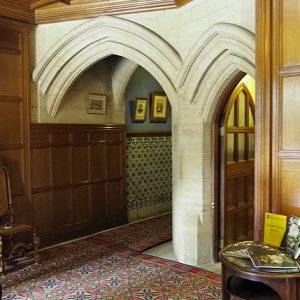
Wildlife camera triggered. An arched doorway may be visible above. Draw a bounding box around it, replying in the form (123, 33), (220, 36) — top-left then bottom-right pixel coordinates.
(213, 74), (256, 260)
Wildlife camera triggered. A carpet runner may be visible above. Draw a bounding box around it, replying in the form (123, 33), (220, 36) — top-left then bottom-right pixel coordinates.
(92, 213), (172, 251)
(2, 213), (225, 299)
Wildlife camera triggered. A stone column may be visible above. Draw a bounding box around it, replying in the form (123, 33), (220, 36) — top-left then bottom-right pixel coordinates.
(172, 103), (213, 266)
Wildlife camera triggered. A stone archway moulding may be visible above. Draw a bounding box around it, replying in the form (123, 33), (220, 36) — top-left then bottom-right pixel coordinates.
(32, 18), (255, 121)
(177, 22), (255, 112)
(32, 15), (182, 117)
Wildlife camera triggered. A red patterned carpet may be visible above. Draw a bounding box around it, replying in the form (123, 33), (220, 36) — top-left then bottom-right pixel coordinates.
(93, 213), (172, 251)
(2, 214), (224, 299)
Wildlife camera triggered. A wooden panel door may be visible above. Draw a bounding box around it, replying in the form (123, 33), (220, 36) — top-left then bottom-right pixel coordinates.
(221, 83), (255, 247)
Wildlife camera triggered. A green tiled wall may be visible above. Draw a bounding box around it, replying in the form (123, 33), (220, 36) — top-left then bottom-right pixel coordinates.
(126, 136), (172, 210)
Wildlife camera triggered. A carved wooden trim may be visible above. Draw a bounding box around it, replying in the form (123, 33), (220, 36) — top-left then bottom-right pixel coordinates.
(34, 0), (193, 24)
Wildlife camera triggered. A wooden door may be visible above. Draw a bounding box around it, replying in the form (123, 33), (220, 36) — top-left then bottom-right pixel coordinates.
(220, 83), (255, 247)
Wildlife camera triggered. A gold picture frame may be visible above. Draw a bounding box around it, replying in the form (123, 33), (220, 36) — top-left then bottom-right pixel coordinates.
(133, 98), (148, 122)
(150, 92), (168, 122)
(87, 94), (106, 115)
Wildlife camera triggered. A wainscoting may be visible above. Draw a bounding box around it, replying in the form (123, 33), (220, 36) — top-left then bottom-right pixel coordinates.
(30, 124), (127, 246)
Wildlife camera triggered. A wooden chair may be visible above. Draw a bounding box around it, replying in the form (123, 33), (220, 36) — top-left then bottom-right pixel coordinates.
(0, 160), (39, 275)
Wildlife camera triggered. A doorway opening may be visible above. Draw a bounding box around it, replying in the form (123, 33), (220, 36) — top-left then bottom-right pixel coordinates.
(125, 65), (173, 223)
(213, 74), (256, 260)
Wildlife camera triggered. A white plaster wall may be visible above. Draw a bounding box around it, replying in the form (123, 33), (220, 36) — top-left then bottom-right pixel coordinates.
(31, 0), (256, 267)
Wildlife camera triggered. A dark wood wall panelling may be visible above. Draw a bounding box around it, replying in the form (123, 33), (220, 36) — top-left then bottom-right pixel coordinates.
(255, 0), (300, 239)
(276, 1), (300, 217)
(0, 19), (127, 248)
(0, 20), (32, 225)
(30, 124), (127, 247)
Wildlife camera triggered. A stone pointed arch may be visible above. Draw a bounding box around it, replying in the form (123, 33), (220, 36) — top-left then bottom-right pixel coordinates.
(177, 22), (255, 107)
(32, 16), (182, 117)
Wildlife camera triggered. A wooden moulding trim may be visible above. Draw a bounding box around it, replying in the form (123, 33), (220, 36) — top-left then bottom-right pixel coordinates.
(30, 123), (125, 131)
(31, 0), (56, 9)
(278, 150), (300, 158)
(31, 0), (71, 9)
(254, 0), (273, 241)
(0, 96), (22, 103)
(0, 144), (23, 150)
(126, 132), (171, 137)
(0, 7), (35, 25)
(34, 1), (179, 24)
(279, 66), (300, 76)
(0, 48), (22, 55)
(0, 0), (191, 25)
(175, 0), (193, 7)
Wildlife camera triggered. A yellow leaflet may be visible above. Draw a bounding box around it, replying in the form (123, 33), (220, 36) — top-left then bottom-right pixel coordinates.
(264, 212), (287, 247)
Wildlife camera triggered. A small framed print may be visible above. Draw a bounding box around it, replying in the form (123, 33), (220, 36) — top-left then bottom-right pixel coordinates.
(87, 94), (106, 115)
(133, 98), (148, 122)
(150, 92), (168, 122)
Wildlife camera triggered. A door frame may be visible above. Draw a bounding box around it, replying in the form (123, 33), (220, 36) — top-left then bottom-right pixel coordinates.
(212, 72), (246, 262)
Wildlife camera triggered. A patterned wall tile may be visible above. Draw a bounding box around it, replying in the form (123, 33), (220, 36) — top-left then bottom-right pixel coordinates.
(126, 136), (172, 210)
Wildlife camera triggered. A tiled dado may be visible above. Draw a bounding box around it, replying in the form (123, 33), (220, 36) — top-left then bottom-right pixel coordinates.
(126, 134), (172, 210)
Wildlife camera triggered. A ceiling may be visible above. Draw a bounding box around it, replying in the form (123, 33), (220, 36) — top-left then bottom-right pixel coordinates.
(33, 0), (193, 24)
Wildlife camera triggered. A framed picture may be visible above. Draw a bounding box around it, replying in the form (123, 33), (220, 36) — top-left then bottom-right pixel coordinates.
(150, 92), (168, 122)
(133, 98), (148, 122)
(87, 94), (106, 114)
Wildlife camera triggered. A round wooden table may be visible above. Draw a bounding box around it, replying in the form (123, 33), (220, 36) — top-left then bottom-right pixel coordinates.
(219, 244), (300, 300)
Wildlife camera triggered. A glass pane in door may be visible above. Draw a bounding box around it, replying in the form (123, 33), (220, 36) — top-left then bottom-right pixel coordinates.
(238, 133), (246, 161)
(238, 92), (246, 127)
(227, 133), (235, 162)
(248, 133), (255, 159)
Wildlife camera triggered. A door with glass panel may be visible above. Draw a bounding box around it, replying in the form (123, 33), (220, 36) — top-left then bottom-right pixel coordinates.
(220, 83), (255, 247)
